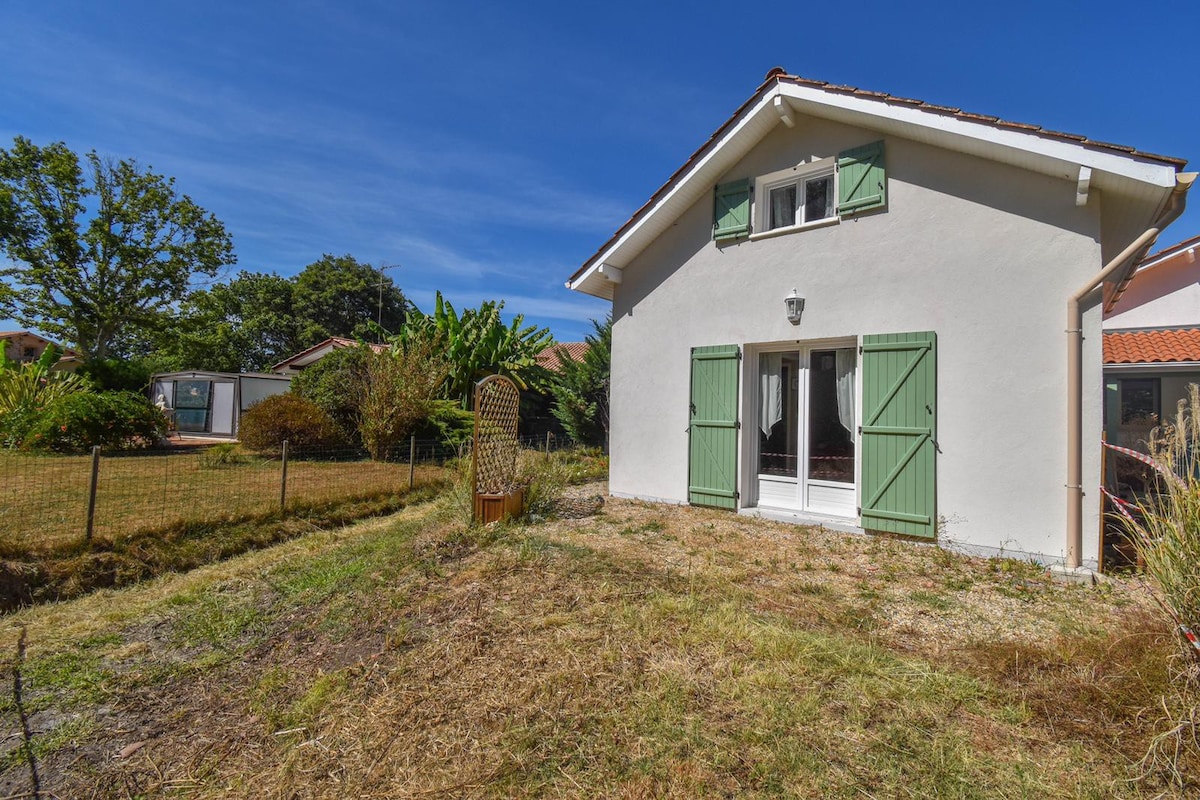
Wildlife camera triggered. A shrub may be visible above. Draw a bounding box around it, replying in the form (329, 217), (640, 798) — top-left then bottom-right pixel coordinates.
(518, 449), (570, 520)
(291, 345), (369, 443)
(354, 342), (449, 461)
(238, 394), (343, 453)
(76, 357), (153, 392)
(18, 391), (166, 453)
(414, 400), (475, 448)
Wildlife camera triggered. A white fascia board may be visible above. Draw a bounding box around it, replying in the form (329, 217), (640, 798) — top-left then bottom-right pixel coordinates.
(568, 81), (1180, 300)
(568, 90), (783, 298)
(1105, 361), (1200, 372)
(777, 83), (1178, 189)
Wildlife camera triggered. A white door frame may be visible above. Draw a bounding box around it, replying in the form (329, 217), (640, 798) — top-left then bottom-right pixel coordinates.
(741, 337), (860, 516)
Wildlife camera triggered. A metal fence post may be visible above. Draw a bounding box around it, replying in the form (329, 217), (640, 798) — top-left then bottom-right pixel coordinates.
(409, 434), (416, 489)
(85, 445), (100, 543)
(280, 440), (289, 511)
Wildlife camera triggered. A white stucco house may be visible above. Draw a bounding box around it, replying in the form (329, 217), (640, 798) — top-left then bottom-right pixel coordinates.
(567, 69), (1194, 571)
(1103, 235), (1200, 456)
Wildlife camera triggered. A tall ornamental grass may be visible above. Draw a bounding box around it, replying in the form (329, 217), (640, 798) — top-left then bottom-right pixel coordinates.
(1126, 383), (1200, 788)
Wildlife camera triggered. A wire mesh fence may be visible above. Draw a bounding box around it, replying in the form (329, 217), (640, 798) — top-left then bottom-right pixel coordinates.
(0, 432), (580, 554)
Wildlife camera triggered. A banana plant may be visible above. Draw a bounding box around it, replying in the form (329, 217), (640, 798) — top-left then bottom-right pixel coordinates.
(0, 345), (91, 416)
(392, 292), (553, 407)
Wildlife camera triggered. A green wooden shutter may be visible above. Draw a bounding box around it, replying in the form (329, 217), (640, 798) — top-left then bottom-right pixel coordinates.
(837, 141), (886, 215)
(860, 332), (936, 538)
(689, 345), (740, 509)
(713, 179), (751, 241)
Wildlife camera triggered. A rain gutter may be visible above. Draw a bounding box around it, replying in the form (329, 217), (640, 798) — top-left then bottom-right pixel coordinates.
(1065, 172), (1196, 569)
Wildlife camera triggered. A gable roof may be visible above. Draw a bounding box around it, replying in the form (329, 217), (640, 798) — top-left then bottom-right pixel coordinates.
(536, 342), (590, 372)
(567, 69), (1187, 301)
(1104, 328), (1200, 365)
(270, 336), (388, 372)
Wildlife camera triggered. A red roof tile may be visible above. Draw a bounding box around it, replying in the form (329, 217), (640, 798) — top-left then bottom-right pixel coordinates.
(1104, 329), (1200, 365)
(536, 342), (589, 372)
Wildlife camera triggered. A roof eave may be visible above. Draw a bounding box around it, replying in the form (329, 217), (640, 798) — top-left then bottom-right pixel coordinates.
(568, 74), (1185, 300)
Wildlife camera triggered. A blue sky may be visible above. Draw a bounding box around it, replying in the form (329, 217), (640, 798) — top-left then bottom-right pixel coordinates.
(1, 0), (1198, 344)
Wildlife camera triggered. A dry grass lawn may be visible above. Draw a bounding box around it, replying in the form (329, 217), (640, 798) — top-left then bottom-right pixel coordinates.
(0, 449), (436, 553)
(0, 487), (1191, 798)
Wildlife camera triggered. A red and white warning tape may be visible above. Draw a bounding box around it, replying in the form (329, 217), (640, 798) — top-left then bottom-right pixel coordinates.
(1101, 441), (1184, 486)
(1100, 485), (1140, 525)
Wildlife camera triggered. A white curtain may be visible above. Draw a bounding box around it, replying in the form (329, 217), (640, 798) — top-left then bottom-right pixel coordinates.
(835, 348), (855, 435)
(760, 353), (783, 436)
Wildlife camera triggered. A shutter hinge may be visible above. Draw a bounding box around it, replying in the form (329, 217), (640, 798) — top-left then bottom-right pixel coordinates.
(857, 426), (862, 435)
(857, 506), (862, 515)
(735, 420), (741, 430)
(734, 491), (740, 500)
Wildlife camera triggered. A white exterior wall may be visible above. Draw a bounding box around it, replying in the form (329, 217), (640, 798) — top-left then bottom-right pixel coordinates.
(1105, 252), (1200, 330)
(609, 118), (1106, 565)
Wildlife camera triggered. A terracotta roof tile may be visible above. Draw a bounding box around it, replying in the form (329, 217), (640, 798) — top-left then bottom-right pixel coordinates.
(1104, 329), (1200, 364)
(536, 342), (590, 372)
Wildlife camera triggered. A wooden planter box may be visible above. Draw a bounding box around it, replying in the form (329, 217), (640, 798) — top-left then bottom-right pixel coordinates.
(474, 488), (524, 524)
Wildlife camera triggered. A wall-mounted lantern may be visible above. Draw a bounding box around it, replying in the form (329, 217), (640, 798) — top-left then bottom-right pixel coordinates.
(785, 288), (804, 325)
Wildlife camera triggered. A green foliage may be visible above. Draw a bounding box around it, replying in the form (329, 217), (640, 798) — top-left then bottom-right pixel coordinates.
(0, 357), (91, 417)
(0, 136), (235, 360)
(15, 391), (166, 452)
(518, 450), (571, 519)
(550, 316), (611, 447)
(293, 254), (407, 344)
(238, 394), (344, 453)
(290, 344), (370, 442)
(414, 400), (475, 447)
(197, 442), (249, 469)
(397, 291), (553, 407)
(150, 271), (301, 373)
(142, 256), (407, 374)
(75, 357), (153, 392)
(354, 340), (449, 461)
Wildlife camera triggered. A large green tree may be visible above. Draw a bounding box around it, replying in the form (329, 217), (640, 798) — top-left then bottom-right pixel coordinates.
(151, 270), (301, 373)
(293, 254), (407, 344)
(0, 137), (235, 360)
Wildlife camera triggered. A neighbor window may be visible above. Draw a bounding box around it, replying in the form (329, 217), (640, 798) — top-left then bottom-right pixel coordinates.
(755, 158), (836, 234)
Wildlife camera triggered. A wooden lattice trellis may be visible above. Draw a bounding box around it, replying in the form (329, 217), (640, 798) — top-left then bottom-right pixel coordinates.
(472, 374), (523, 522)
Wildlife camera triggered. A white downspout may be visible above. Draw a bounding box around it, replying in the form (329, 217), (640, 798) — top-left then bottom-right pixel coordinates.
(1065, 172), (1196, 569)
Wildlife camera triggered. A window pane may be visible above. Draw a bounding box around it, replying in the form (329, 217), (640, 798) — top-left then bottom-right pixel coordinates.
(804, 175), (834, 222)
(808, 349), (855, 484)
(1120, 379), (1159, 424)
(769, 185), (796, 229)
(175, 380), (211, 409)
(758, 352), (799, 477)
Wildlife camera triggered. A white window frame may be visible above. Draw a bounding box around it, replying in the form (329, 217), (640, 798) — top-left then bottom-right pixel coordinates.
(750, 157), (838, 240)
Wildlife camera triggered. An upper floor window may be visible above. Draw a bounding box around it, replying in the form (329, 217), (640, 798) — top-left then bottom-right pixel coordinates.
(758, 158), (836, 233)
(711, 140), (886, 243)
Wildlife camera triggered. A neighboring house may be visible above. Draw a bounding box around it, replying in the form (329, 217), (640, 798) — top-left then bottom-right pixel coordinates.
(150, 371), (291, 438)
(567, 68), (1193, 572)
(0, 331), (82, 371)
(535, 342), (590, 373)
(270, 337), (388, 375)
(1102, 236), (1200, 454)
